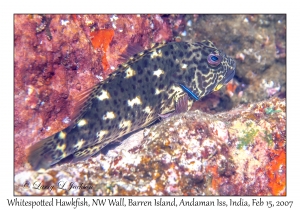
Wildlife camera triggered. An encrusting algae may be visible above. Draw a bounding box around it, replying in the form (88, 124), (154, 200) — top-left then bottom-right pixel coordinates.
(15, 97), (286, 196)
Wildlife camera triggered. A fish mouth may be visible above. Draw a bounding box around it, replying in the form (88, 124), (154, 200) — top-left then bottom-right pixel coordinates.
(213, 59), (236, 92)
(223, 68), (235, 85)
(221, 59), (236, 85)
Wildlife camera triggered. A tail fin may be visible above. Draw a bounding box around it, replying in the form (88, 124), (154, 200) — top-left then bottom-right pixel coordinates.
(26, 132), (67, 170)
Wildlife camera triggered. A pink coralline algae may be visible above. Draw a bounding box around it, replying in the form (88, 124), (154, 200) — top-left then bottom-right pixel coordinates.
(14, 97), (286, 195)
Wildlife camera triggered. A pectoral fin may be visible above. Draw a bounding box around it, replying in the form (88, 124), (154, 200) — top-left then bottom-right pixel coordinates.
(158, 94), (189, 119)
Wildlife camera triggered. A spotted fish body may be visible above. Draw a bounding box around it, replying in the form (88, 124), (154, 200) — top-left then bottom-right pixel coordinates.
(27, 40), (236, 170)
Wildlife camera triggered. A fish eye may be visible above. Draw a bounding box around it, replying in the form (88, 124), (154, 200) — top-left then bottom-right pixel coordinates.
(207, 53), (222, 67)
(211, 55), (218, 61)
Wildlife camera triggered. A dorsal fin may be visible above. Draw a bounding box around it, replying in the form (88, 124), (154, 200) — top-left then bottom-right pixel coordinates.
(118, 43), (145, 63)
(70, 84), (99, 126)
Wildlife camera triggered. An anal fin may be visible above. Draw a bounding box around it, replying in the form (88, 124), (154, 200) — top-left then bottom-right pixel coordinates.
(72, 143), (105, 162)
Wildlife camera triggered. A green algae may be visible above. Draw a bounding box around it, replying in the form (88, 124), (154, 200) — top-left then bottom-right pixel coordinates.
(237, 127), (259, 149)
(265, 107), (282, 115)
(263, 130), (274, 147)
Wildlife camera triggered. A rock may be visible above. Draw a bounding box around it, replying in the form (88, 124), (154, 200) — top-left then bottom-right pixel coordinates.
(14, 97), (286, 195)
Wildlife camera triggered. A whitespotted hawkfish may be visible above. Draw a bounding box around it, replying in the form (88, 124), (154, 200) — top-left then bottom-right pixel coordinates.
(26, 40), (236, 170)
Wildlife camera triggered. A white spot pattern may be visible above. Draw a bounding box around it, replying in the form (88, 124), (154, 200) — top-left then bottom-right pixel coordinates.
(97, 90), (110, 101)
(127, 96), (142, 107)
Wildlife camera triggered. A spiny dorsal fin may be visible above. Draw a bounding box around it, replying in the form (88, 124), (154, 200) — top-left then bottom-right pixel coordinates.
(118, 43), (145, 63)
(70, 84), (100, 126)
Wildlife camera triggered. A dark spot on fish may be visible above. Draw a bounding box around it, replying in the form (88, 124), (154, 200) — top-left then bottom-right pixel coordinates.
(164, 93), (169, 99)
(179, 51), (184, 58)
(113, 99), (118, 105)
(42, 146), (48, 154)
(170, 61), (174, 68)
(105, 100), (109, 105)
(137, 65), (143, 74)
(131, 111), (135, 118)
(137, 79), (142, 83)
(173, 55), (176, 60)
(143, 59), (148, 66)
(201, 50), (209, 57)
(186, 51), (193, 58)
(151, 87), (155, 94)
(159, 84), (164, 90)
(145, 77), (149, 82)
(132, 84), (136, 90)
(169, 89), (174, 94)
(193, 56), (198, 64)
(199, 64), (209, 74)
(164, 51), (169, 56)
(192, 48), (199, 53)
(147, 70), (151, 76)
(185, 75), (191, 82)
(193, 42), (201, 47)
(120, 87), (124, 92)
(197, 72), (201, 78)
(170, 45), (174, 49)
(114, 90), (118, 96)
